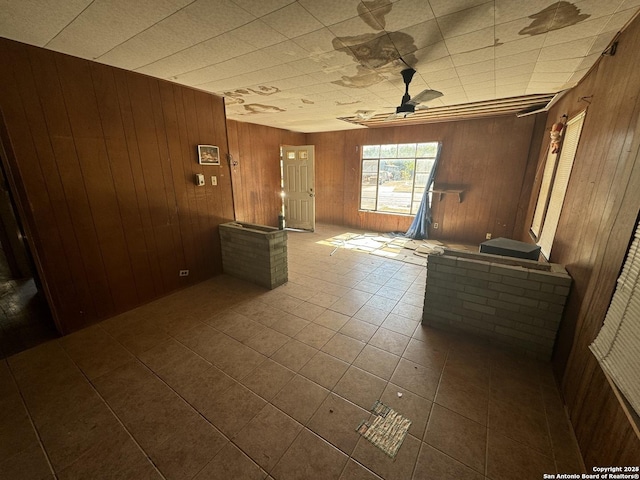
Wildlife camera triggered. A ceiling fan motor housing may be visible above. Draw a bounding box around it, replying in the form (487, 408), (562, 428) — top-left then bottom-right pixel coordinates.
(396, 103), (415, 114)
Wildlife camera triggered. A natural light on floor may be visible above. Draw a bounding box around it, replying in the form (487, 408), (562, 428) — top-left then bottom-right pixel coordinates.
(316, 232), (475, 266)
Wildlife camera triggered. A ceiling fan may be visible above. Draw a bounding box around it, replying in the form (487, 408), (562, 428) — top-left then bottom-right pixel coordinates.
(385, 68), (443, 121)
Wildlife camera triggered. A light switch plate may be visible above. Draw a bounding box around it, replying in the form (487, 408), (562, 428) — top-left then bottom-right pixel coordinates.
(211, 176), (217, 186)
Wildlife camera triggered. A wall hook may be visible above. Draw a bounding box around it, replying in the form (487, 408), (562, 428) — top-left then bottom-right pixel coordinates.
(578, 96), (593, 104)
(602, 41), (618, 56)
(226, 153), (239, 168)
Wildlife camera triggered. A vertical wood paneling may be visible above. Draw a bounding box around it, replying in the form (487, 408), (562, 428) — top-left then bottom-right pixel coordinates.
(306, 116), (538, 241)
(227, 119), (305, 226)
(519, 13), (640, 468)
(112, 68), (165, 298)
(0, 38), (232, 333)
(91, 62), (152, 306)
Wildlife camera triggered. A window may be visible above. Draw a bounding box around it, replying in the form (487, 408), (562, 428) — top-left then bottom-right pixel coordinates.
(360, 142), (439, 215)
(531, 111), (586, 258)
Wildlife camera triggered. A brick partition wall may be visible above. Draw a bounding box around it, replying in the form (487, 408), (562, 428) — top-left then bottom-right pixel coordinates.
(423, 249), (572, 360)
(219, 222), (288, 289)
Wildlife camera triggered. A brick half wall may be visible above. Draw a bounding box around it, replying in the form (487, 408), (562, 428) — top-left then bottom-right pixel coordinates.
(423, 250), (571, 360)
(219, 222), (288, 289)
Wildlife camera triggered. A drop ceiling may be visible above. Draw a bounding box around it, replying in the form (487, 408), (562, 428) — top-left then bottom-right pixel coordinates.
(1, 0), (638, 132)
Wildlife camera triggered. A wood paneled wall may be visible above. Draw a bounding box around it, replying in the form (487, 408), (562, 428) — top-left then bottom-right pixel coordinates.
(307, 115), (543, 243)
(0, 38), (234, 334)
(520, 15), (640, 467)
(226, 120), (305, 227)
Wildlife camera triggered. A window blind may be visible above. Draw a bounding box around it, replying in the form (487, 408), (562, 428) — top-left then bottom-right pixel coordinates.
(538, 111), (586, 258)
(590, 220), (640, 417)
(531, 146), (558, 238)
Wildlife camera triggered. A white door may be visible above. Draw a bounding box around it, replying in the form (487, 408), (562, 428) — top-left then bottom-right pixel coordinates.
(282, 145), (315, 231)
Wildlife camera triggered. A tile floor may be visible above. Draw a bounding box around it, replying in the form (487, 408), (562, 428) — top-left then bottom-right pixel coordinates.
(0, 224), (585, 479)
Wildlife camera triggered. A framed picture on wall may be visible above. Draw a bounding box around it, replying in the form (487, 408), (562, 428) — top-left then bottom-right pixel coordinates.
(198, 145), (220, 165)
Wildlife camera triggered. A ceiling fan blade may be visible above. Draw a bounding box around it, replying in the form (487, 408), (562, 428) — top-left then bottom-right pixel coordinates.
(407, 89), (443, 106)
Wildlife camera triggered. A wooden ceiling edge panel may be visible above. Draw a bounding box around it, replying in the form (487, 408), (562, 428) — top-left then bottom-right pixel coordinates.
(338, 93), (557, 128)
(364, 105), (536, 122)
(359, 111), (522, 127)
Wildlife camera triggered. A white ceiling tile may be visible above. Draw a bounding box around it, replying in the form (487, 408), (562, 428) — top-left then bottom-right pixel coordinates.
(307, 67), (355, 83)
(620, 0), (640, 9)
(468, 90), (496, 101)
(260, 40), (310, 63)
(565, 68), (591, 86)
(412, 41), (449, 67)
(174, 58), (249, 85)
(444, 27), (495, 54)
(526, 82), (566, 94)
(379, 0), (435, 31)
(494, 49), (540, 69)
(232, 20), (289, 48)
(293, 27), (342, 54)
(230, 0), (296, 17)
(234, 49), (286, 71)
(202, 74), (258, 91)
(0, 0), (91, 46)
(534, 58), (583, 74)
(415, 54), (454, 72)
(398, 19), (444, 54)
(98, 0), (256, 69)
(297, 0), (362, 26)
(450, 46), (494, 66)
(429, 76), (463, 89)
(136, 33), (255, 78)
(262, 2), (324, 38)
(363, 80), (403, 94)
(602, 8), (639, 32)
(327, 16), (386, 41)
(495, 74), (532, 86)
(287, 57), (329, 75)
(495, 0), (562, 25)
(577, 52), (601, 70)
(537, 37), (595, 61)
(529, 72), (572, 84)
(495, 18), (535, 44)
(462, 78), (496, 94)
(495, 35), (545, 57)
(496, 63), (536, 78)
(456, 59), (494, 77)
(423, 68), (459, 82)
(46, 0), (192, 59)
(252, 63), (308, 83)
(587, 32), (617, 55)
(428, 0), (489, 18)
(499, 85), (528, 96)
(437, 2), (494, 39)
(542, 16), (610, 47)
(574, 0), (624, 20)
(440, 89), (470, 103)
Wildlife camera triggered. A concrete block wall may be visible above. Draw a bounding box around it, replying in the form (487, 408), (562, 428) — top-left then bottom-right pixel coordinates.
(423, 249), (572, 360)
(219, 222), (288, 289)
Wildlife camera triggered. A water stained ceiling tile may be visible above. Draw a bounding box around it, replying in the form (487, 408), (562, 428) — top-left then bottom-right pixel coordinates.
(1, 0), (638, 132)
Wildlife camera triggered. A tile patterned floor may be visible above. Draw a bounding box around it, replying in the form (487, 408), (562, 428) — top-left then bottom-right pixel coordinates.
(0, 224), (585, 479)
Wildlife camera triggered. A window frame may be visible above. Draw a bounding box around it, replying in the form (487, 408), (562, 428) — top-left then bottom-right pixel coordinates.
(359, 142), (440, 216)
(531, 110), (586, 259)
